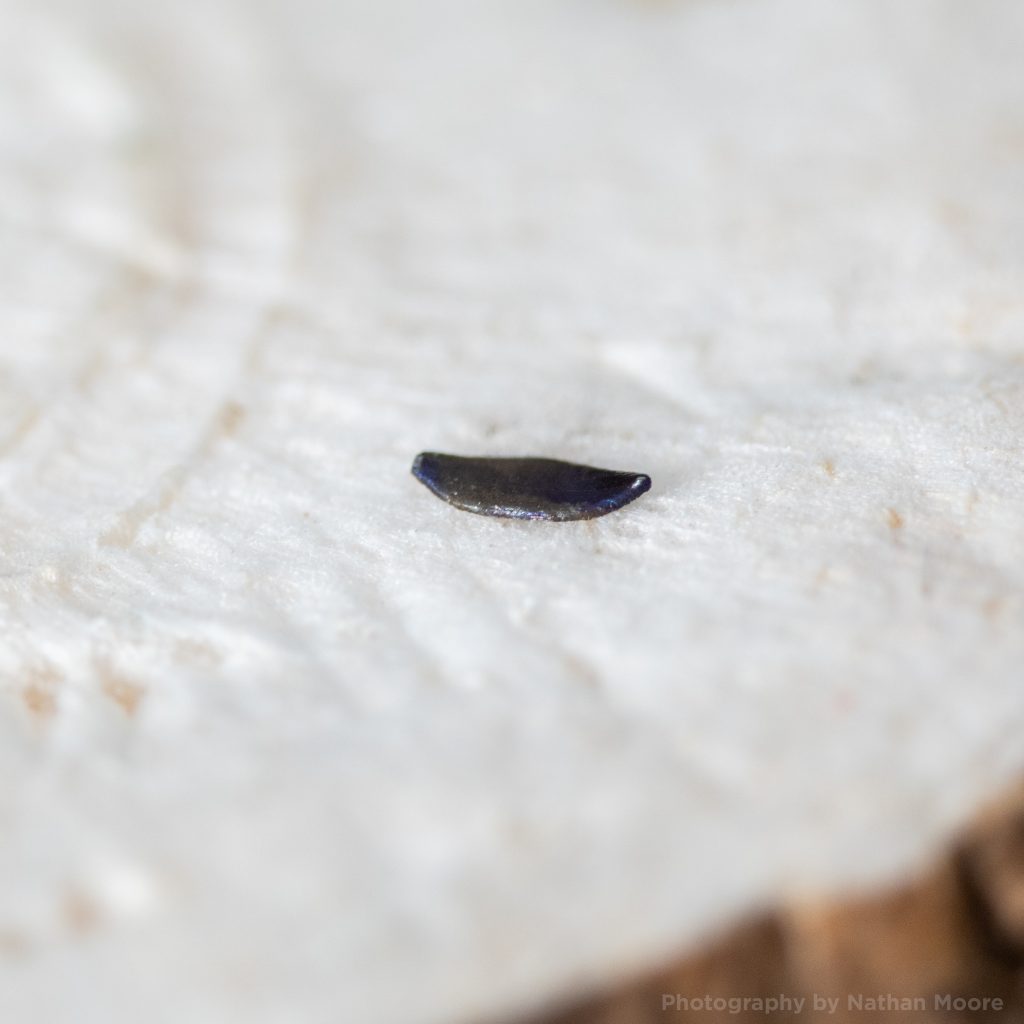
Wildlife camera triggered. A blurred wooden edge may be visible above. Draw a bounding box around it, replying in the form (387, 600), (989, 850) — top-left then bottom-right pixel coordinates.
(519, 784), (1024, 1024)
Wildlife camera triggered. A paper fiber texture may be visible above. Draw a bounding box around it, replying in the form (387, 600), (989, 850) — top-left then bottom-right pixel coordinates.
(0, 1), (1022, 1021)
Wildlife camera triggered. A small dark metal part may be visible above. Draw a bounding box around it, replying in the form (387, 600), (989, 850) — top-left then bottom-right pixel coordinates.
(411, 452), (651, 521)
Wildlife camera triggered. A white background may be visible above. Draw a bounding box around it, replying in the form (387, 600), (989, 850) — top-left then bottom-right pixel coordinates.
(0, 1), (1023, 1022)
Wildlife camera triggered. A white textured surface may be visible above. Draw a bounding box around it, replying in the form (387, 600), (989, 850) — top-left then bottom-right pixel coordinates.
(1, 1), (1024, 1022)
